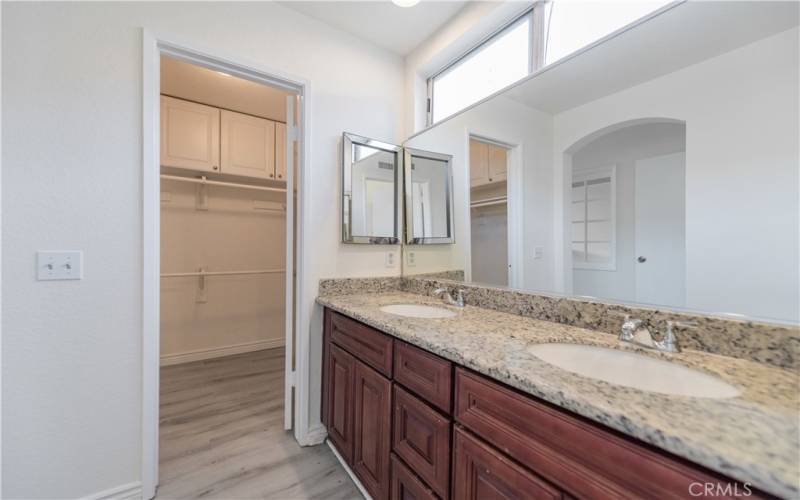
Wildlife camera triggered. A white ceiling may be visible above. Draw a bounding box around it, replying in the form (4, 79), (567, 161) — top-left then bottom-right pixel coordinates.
(281, 1), (471, 56)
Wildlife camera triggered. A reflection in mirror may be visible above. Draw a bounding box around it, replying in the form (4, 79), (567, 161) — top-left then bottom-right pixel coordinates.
(402, 1), (800, 323)
(342, 133), (402, 244)
(404, 148), (455, 244)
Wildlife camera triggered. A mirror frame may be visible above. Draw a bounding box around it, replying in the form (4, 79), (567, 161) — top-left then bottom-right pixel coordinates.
(403, 147), (456, 245)
(341, 132), (403, 244)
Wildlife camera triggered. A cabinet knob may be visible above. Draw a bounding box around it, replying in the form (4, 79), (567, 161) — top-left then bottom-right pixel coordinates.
(278, 174), (282, 179)
(269, 173), (274, 178)
(213, 165), (218, 171)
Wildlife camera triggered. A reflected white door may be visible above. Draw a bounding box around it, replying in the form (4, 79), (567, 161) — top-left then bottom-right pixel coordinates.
(634, 152), (686, 307)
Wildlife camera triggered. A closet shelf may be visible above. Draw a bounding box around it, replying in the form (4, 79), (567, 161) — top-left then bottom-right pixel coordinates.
(161, 268), (285, 278)
(470, 196), (507, 209)
(161, 174), (287, 193)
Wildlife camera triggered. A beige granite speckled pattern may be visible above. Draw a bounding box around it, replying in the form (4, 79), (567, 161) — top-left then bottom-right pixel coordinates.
(318, 277), (403, 296)
(316, 291), (800, 499)
(403, 277), (800, 371)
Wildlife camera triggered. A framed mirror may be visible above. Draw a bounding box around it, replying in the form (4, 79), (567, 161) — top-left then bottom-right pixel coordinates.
(404, 148), (455, 245)
(342, 132), (403, 244)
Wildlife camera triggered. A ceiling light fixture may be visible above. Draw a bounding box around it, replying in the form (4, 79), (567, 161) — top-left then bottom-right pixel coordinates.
(392, 0), (420, 7)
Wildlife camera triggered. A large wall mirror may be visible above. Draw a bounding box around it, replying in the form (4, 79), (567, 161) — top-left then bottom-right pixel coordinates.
(402, 1), (800, 324)
(342, 132), (403, 244)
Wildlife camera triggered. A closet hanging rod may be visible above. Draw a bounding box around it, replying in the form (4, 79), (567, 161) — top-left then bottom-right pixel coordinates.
(160, 174), (287, 193)
(161, 269), (285, 278)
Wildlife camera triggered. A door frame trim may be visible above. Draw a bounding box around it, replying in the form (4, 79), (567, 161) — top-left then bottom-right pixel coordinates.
(141, 29), (313, 499)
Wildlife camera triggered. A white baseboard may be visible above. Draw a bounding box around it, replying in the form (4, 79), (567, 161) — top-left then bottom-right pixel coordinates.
(300, 423), (328, 446)
(160, 338), (285, 366)
(327, 440), (371, 500)
(81, 481), (142, 500)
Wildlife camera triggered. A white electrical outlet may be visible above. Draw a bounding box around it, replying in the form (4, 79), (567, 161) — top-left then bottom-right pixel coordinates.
(406, 250), (416, 267)
(385, 251), (397, 268)
(533, 246), (544, 260)
(37, 251), (83, 280)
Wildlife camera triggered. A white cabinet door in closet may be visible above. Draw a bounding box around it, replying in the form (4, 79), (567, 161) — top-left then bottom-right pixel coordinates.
(488, 144), (507, 183)
(275, 122), (287, 181)
(221, 110), (276, 179)
(160, 95), (220, 172)
(470, 140), (490, 187)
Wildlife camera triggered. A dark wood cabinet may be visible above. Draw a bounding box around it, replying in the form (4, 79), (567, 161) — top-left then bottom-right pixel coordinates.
(326, 343), (355, 464)
(394, 340), (453, 414)
(452, 426), (561, 500)
(322, 308), (765, 500)
(391, 453), (438, 500)
(392, 385), (451, 499)
(353, 360), (392, 500)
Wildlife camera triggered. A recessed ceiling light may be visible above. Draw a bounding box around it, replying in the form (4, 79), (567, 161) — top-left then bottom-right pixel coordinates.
(392, 0), (420, 7)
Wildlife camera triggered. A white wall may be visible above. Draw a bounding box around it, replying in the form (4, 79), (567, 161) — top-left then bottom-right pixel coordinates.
(2, 2), (404, 498)
(553, 27), (800, 322)
(160, 180), (286, 363)
(404, 95), (554, 288)
(571, 122), (685, 303)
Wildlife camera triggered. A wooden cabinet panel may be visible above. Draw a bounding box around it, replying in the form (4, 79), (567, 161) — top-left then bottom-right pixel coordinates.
(322, 308), (332, 427)
(392, 385), (450, 499)
(275, 121), (287, 181)
(160, 95), (220, 172)
(220, 109), (276, 179)
(488, 144), (507, 183)
(330, 312), (393, 377)
(469, 140), (489, 187)
(327, 344), (355, 464)
(391, 454), (438, 500)
(454, 368), (753, 499)
(353, 360), (392, 500)
(452, 426), (561, 500)
(394, 340), (452, 414)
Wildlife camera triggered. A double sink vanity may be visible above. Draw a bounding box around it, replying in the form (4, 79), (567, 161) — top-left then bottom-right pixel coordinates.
(317, 278), (798, 500)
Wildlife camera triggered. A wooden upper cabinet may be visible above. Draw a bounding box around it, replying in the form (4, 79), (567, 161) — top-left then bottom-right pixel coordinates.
(488, 144), (507, 183)
(160, 95), (220, 173)
(221, 110), (276, 179)
(469, 140), (489, 187)
(470, 139), (508, 187)
(275, 122), (287, 181)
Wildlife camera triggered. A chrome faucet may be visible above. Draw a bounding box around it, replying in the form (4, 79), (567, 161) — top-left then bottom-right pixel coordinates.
(618, 315), (697, 353)
(433, 287), (465, 307)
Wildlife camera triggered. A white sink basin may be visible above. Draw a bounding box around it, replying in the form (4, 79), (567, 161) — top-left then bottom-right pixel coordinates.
(380, 304), (458, 319)
(528, 343), (739, 399)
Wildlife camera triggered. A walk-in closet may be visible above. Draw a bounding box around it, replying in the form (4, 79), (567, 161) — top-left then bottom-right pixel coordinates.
(155, 56), (351, 498)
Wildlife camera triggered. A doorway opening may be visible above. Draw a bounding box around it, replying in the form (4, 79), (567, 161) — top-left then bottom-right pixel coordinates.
(564, 119), (687, 307)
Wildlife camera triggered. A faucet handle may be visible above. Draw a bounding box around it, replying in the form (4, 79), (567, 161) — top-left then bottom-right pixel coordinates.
(619, 315), (642, 341)
(658, 321), (685, 353)
(453, 289), (465, 307)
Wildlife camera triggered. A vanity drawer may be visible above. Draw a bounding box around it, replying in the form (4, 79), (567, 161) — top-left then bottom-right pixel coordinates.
(393, 385), (451, 499)
(394, 340), (452, 414)
(452, 426), (561, 500)
(391, 453), (439, 500)
(330, 312), (393, 377)
(454, 368), (751, 499)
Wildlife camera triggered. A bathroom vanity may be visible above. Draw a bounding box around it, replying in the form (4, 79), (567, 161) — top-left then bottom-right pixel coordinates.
(318, 285), (797, 499)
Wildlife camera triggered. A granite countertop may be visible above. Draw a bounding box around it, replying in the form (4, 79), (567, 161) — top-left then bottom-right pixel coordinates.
(317, 291), (799, 499)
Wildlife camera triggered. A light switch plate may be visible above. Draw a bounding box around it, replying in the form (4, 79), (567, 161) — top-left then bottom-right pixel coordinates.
(37, 251), (83, 280)
(534, 246), (544, 260)
(406, 250), (416, 267)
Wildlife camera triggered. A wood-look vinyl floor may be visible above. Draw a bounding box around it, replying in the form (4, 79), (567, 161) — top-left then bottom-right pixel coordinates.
(157, 348), (361, 500)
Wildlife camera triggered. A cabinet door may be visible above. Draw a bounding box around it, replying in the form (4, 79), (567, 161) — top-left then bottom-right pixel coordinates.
(469, 140), (490, 187)
(391, 454), (438, 500)
(488, 144), (507, 183)
(353, 360), (392, 500)
(160, 95), (220, 172)
(452, 427), (561, 500)
(327, 344), (356, 464)
(275, 121), (287, 181)
(220, 110), (276, 179)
